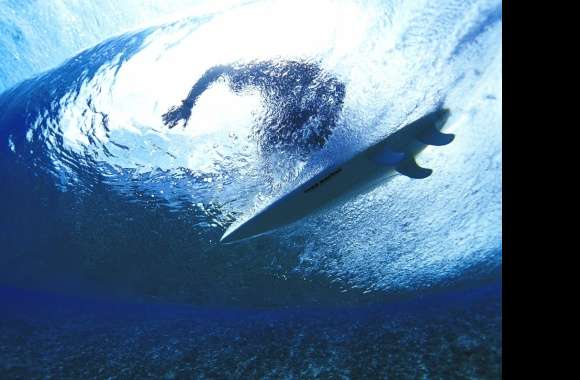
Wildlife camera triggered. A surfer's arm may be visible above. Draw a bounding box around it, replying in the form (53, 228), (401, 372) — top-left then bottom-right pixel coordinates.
(162, 65), (234, 128)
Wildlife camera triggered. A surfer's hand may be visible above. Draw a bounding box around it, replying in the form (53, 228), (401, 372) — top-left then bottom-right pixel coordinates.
(162, 104), (191, 128)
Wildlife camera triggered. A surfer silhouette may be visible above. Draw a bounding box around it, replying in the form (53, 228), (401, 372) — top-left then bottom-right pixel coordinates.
(162, 60), (346, 154)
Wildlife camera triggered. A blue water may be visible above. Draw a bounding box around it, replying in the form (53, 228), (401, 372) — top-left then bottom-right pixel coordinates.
(1, 284), (501, 378)
(0, 0), (502, 377)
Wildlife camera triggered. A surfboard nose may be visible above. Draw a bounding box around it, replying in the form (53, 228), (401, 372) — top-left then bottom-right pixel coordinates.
(220, 226), (239, 244)
(220, 219), (258, 244)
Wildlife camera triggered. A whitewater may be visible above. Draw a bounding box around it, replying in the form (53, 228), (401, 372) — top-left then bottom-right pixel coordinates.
(0, 0), (501, 306)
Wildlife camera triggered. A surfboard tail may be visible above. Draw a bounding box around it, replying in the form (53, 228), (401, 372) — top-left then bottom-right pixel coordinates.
(395, 157), (433, 179)
(418, 126), (455, 146)
(417, 109), (454, 147)
(372, 107), (454, 180)
(415, 108), (453, 145)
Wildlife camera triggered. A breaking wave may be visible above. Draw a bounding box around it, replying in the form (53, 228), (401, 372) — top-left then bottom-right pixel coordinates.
(0, 0), (501, 307)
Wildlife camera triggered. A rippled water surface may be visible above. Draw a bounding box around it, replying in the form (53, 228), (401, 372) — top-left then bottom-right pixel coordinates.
(1, 0), (501, 377)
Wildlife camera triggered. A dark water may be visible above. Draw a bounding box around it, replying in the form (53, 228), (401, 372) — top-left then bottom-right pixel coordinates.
(1, 284), (501, 379)
(0, 0), (501, 377)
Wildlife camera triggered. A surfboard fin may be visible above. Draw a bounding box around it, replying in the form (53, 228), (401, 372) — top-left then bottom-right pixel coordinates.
(417, 126), (455, 146)
(372, 147), (406, 166)
(396, 158), (432, 179)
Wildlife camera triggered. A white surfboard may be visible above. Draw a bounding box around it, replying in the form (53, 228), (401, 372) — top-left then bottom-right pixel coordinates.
(220, 108), (454, 243)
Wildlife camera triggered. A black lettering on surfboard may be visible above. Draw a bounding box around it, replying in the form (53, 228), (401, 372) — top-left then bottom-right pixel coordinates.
(304, 168), (343, 193)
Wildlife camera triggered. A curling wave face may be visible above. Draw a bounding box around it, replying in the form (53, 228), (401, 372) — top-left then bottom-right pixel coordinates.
(0, 0), (502, 307)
